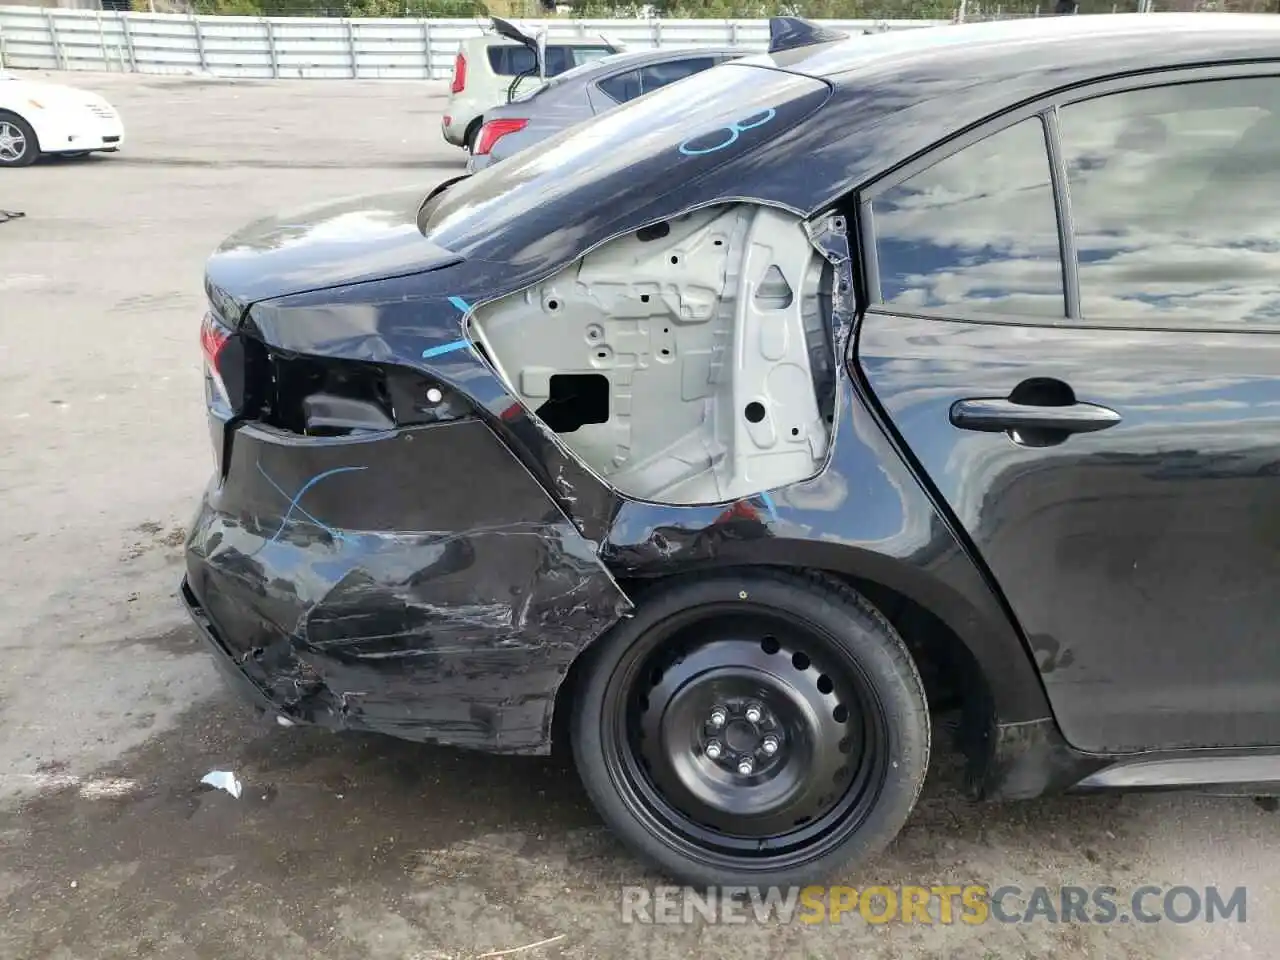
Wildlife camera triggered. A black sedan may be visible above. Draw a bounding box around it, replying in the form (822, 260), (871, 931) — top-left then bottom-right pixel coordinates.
(184, 13), (1280, 887)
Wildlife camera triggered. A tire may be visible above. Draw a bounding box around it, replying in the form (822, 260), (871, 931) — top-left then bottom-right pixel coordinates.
(0, 113), (38, 168)
(464, 118), (482, 155)
(571, 568), (930, 888)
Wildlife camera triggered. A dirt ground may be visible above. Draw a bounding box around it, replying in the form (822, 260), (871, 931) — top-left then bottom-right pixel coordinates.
(2, 71), (1278, 960)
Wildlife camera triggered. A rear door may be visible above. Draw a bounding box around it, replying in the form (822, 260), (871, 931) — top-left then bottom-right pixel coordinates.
(855, 67), (1280, 754)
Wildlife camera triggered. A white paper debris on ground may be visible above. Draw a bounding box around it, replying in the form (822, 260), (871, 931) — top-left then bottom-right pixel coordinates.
(200, 771), (243, 799)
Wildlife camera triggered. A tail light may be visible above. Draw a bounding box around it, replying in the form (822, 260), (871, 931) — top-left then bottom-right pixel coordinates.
(450, 53), (467, 93)
(201, 309), (258, 422)
(201, 311), (234, 414)
(475, 118), (528, 157)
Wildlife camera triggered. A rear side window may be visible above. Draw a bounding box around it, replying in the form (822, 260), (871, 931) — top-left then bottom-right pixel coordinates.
(1058, 76), (1280, 327)
(487, 45), (536, 77)
(597, 69), (641, 104)
(487, 44), (614, 78)
(640, 57), (718, 93)
(871, 116), (1065, 319)
(597, 57), (719, 104)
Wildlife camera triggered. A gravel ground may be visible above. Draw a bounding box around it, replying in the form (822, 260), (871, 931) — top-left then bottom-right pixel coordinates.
(1, 70), (1278, 960)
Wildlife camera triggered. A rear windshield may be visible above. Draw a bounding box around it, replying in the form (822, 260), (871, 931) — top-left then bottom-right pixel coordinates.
(420, 64), (831, 259)
(487, 44), (616, 78)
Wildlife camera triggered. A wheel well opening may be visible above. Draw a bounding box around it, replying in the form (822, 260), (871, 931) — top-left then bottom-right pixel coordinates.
(550, 566), (997, 794)
(828, 573), (990, 715)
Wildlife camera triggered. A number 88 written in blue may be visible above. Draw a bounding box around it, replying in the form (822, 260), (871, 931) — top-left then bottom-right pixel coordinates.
(678, 108), (778, 157)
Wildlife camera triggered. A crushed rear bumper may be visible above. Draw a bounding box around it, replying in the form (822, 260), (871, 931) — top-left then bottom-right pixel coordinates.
(181, 415), (630, 753)
(181, 577), (287, 720)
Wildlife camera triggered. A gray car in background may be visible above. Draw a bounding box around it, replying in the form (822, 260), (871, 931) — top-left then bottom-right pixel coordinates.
(466, 46), (740, 172)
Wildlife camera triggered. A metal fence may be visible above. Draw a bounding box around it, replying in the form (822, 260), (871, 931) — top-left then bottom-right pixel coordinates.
(0, 7), (948, 78)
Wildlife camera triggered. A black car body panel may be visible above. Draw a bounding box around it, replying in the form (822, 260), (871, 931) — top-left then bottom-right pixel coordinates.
(417, 65), (834, 290)
(860, 314), (1280, 755)
(205, 187), (463, 320)
(188, 13), (1280, 797)
(191, 243), (1052, 759)
(185, 415), (630, 751)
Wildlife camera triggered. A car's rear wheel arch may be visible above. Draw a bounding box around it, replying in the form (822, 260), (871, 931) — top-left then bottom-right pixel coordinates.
(552, 554), (1044, 793)
(564, 564), (931, 885)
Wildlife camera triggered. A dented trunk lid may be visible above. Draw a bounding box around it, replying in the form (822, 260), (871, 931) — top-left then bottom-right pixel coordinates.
(205, 186), (464, 321)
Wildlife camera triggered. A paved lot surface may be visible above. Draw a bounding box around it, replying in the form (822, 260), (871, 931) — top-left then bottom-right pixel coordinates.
(2, 71), (1279, 960)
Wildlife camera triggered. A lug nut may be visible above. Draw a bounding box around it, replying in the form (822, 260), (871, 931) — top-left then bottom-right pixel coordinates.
(708, 707), (727, 729)
(761, 735), (779, 756)
(706, 740), (723, 760)
(737, 757), (754, 775)
(745, 703), (764, 724)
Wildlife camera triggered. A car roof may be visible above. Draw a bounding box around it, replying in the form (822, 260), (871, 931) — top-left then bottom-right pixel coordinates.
(763, 13), (1280, 87)
(733, 13), (1280, 208)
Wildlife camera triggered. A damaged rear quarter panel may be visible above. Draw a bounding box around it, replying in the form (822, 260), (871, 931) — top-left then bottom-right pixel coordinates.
(214, 216), (1050, 750)
(186, 415), (631, 752)
(189, 62), (1054, 755)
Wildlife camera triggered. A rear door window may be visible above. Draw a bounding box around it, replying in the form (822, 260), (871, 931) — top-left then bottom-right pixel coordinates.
(870, 116), (1067, 319)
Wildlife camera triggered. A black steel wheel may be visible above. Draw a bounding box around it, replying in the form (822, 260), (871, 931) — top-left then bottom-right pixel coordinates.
(571, 569), (930, 887)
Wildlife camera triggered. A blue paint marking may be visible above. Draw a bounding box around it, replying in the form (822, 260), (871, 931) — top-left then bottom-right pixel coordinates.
(759, 491), (780, 522)
(421, 298), (474, 359)
(678, 108), (777, 157)
(257, 462), (367, 543)
(421, 339), (470, 360)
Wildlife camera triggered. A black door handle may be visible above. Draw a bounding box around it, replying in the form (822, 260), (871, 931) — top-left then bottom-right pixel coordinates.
(949, 397), (1122, 435)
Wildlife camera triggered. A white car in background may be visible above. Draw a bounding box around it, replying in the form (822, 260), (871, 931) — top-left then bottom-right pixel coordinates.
(0, 71), (125, 168)
(442, 17), (620, 153)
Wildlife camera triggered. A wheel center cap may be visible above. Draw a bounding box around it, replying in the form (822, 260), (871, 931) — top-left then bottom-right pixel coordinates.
(724, 719), (757, 753)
